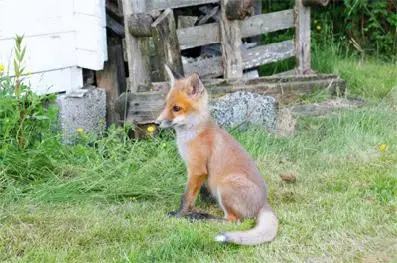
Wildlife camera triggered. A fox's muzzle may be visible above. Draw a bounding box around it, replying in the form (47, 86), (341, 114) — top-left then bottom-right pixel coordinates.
(155, 119), (173, 128)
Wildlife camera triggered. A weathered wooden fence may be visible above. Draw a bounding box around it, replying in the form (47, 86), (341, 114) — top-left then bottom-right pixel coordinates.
(116, 0), (343, 127)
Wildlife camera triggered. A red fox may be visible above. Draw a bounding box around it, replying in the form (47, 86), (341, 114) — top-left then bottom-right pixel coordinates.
(155, 65), (278, 245)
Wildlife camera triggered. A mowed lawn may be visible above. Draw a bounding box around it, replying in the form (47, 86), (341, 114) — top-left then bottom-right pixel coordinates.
(1, 59), (397, 262)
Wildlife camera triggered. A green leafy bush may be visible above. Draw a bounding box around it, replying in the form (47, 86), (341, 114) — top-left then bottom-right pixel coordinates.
(312, 0), (397, 60)
(0, 36), (58, 151)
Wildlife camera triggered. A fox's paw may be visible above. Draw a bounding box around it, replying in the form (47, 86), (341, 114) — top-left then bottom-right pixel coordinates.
(167, 210), (182, 217)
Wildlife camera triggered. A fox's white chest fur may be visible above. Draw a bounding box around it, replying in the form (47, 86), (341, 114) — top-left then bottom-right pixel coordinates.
(175, 128), (197, 163)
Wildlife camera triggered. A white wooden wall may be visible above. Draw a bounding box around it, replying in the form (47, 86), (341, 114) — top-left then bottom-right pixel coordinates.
(0, 0), (107, 94)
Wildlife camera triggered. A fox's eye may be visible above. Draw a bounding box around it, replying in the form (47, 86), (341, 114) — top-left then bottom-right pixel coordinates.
(172, 105), (182, 112)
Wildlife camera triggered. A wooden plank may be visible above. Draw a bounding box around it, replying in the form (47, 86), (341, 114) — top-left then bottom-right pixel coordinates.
(183, 57), (223, 78)
(74, 14), (107, 70)
(116, 91), (166, 123)
(107, 14), (125, 37)
(96, 42), (126, 125)
(126, 74), (345, 123)
(219, 0), (243, 79)
(122, 0), (151, 92)
(271, 69), (298, 77)
(295, 0), (311, 74)
(242, 40), (295, 69)
(303, 0), (329, 7)
(0, 33), (76, 74)
(27, 67), (83, 95)
(0, 0), (75, 41)
(177, 23), (219, 50)
(183, 40), (294, 77)
(181, 74), (344, 98)
(146, 0), (219, 11)
(177, 10), (294, 51)
(241, 9), (294, 38)
(151, 8), (184, 79)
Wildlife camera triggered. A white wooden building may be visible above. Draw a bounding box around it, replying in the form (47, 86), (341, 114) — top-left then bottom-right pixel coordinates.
(0, 0), (107, 94)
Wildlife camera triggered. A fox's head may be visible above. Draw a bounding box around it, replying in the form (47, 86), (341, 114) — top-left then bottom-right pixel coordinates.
(155, 65), (209, 129)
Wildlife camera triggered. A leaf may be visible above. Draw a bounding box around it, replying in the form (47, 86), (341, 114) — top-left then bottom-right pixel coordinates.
(20, 47), (26, 61)
(13, 60), (19, 76)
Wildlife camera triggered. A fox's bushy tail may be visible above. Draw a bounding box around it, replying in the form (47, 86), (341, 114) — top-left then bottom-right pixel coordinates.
(214, 206), (278, 245)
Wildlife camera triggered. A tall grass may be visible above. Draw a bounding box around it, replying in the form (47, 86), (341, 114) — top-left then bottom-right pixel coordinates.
(1, 28), (397, 263)
(1, 103), (396, 262)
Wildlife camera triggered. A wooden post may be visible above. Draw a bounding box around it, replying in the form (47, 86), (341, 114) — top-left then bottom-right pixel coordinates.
(151, 8), (184, 79)
(122, 0), (151, 92)
(96, 39), (127, 125)
(128, 13), (154, 37)
(219, 0), (243, 79)
(295, 0), (311, 75)
(225, 0), (253, 20)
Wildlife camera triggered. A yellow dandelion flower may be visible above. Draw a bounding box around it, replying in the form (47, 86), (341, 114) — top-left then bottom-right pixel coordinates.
(0, 64), (5, 73)
(146, 125), (156, 133)
(378, 144), (387, 152)
(316, 25), (321, 31)
(76, 128), (84, 134)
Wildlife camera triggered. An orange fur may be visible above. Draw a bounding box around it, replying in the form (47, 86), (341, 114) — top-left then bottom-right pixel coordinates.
(156, 69), (278, 245)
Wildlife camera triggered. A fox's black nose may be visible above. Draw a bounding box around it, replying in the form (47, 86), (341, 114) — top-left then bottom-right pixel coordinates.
(155, 120), (173, 128)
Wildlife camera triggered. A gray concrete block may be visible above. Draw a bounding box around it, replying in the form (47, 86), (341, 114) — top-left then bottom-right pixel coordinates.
(57, 88), (106, 144)
(210, 91), (277, 130)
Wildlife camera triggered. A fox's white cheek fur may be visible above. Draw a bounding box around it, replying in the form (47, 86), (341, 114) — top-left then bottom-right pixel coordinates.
(172, 115), (186, 126)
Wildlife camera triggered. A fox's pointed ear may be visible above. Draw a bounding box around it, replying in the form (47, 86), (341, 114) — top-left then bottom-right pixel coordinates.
(187, 72), (205, 97)
(164, 64), (184, 89)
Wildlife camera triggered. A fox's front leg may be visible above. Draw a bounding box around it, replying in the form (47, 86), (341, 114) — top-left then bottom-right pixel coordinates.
(169, 172), (207, 217)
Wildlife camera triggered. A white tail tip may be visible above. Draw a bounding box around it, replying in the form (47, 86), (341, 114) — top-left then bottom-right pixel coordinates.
(214, 234), (227, 243)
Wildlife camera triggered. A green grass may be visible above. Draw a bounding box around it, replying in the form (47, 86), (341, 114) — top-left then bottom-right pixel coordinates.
(1, 103), (397, 262)
(2, 35), (397, 262)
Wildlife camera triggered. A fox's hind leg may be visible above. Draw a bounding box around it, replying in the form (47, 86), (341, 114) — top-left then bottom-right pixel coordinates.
(199, 183), (216, 204)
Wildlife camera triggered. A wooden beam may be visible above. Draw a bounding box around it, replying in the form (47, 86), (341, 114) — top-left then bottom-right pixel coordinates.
(295, 0), (311, 74)
(151, 8), (184, 79)
(178, 23), (219, 50)
(128, 13), (154, 37)
(96, 42), (127, 125)
(177, 10), (294, 50)
(219, 0), (243, 79)
(128, 73), (346, 123)
(106, 14), (125, 37)
(241, 9), (294, 38)
(242, 40), (295, 70)
(183, 40), (295, 78)
(146, 0), (219, 11)
(106, 0), (123, 18)
(115, 91), (166, 123)
(303, 0), (330, 7)
(122, 0), (151, 92)
(183, 56), (223, 78)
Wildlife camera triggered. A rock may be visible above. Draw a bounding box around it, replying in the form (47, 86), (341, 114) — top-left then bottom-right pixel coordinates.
(210, 91), (276, 130)
(57, 87), (106, 144)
